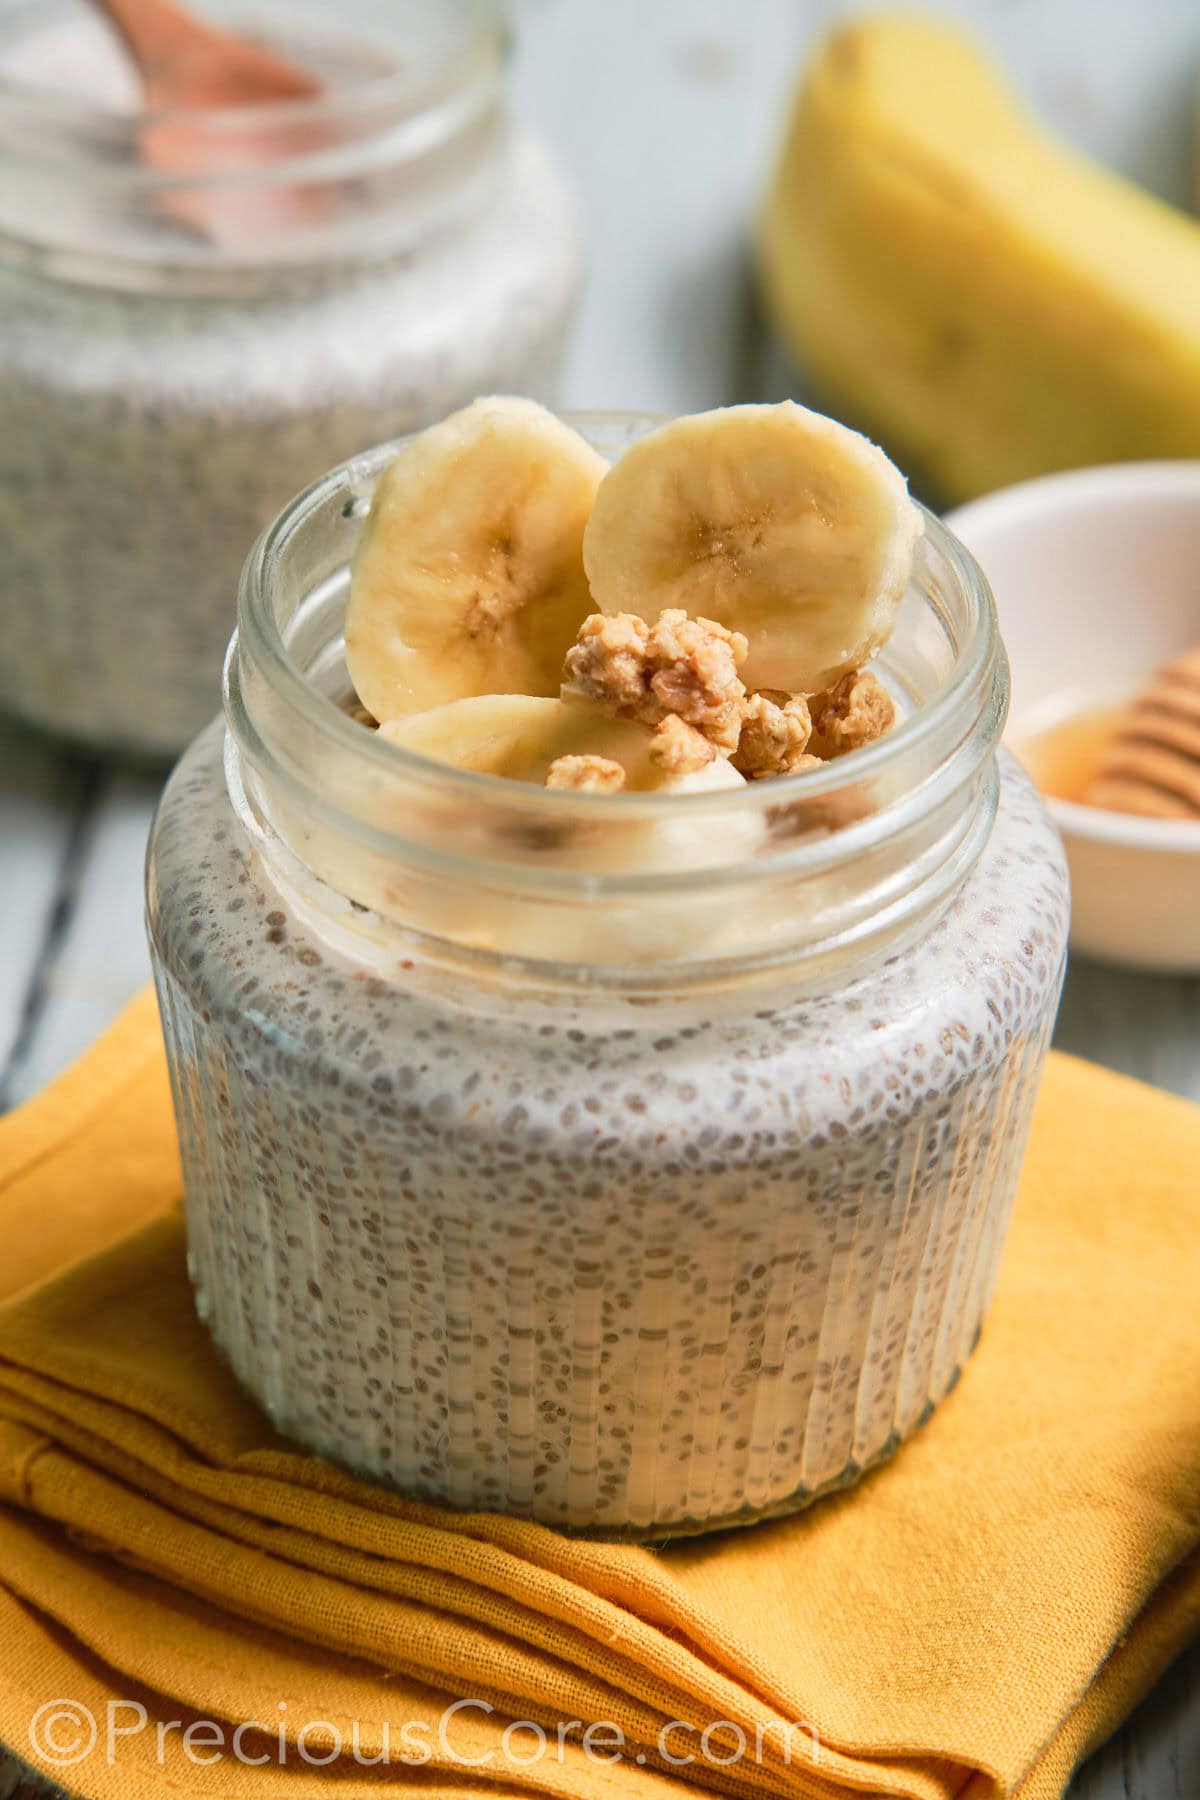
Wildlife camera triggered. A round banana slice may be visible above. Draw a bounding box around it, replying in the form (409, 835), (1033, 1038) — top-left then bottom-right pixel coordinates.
(380, 695), (655, 788)
(306, 698), (761, 963)
(379, 693), (747, 795)
(582, 400), (923, 694)
(380, 695), (755, 900)
(345, 398), (608, 724)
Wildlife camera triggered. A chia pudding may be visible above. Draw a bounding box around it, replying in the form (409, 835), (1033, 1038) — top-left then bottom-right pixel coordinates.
(146, 417), (1069, 1537)
(0, 2), (580, 757)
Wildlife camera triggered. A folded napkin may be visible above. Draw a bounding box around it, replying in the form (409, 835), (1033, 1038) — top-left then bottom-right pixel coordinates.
(1, 993), (1198, 1800)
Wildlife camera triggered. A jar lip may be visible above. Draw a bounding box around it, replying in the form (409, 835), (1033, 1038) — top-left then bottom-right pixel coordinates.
(0, 0), (507, 146)
(233, 416), (1002, 824)
(0, 0), (511, 280)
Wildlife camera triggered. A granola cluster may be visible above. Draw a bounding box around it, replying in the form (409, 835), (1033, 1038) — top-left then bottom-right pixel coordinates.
(350, 605), (895, 793)
(556, 609), (894, 787)
(649, 714), (718, 776)
(733, 690), (818, 780)
(563, 610), (748, 753)
(808, 671), (896, 762)
(545, 754), (628, 793)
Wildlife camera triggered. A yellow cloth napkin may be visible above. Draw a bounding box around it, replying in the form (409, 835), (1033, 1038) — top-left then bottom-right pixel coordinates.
(0, 993), (1198, 1800)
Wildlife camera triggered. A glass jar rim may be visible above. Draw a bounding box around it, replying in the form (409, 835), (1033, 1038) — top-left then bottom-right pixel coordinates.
(222, 409), (1012, 991)
(0, 0), (509, 281)
(0, 0), (506, 145)
(232, 413), (1002, 828)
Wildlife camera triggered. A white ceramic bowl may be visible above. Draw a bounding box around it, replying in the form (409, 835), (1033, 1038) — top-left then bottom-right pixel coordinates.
(947, 463), (1200, 973)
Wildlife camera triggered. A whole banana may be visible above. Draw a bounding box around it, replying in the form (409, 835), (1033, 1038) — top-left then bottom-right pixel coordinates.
(758, 16), (1200, 504)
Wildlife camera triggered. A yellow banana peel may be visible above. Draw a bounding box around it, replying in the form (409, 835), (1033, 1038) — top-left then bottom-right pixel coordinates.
(758, 15), (1200, 502)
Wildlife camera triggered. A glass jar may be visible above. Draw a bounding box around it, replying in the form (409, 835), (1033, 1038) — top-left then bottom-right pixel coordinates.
(146, 417), (1070, 1538)
(0, 0), (580, 757)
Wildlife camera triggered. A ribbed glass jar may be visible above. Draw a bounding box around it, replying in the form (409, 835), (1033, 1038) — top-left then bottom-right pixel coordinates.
(145, 418), (1070, 1537)
(0, 0), (580, 757)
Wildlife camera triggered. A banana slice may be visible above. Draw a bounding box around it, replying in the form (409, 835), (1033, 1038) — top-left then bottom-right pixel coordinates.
(376, 690), (757, 974)
(345, 398), (607, 724)
(582, 400), (923, 694)
(378, 694), (746, 800)
(297, 700), (759, 964)
(380, 695), (653, 787)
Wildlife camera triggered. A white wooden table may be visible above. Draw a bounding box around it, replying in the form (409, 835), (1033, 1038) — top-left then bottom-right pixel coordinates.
(2, 2), (1198, 1793)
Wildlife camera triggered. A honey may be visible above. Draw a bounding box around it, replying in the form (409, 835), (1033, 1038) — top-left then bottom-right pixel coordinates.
(1014, 706), (1127, 805)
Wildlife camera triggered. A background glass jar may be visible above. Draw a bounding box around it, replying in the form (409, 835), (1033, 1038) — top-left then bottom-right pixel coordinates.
(146, 418), (1070, 1538)
(0, 0), (580, 757)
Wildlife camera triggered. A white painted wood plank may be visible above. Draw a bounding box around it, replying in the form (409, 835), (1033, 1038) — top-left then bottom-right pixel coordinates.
(1070, 1637), (1200, 1798)
(511, 0), (798, 414)
(2, 769), (158, 1109)
(1056, 960), (1200, 1104)
(0, 722), (91, 1080)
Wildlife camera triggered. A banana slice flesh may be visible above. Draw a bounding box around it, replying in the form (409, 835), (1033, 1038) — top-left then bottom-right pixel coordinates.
(378, 696), (756, 929)
(379, 694), (746, 798)
(345, 397), (607, 724)
(581, 400), (922, 694)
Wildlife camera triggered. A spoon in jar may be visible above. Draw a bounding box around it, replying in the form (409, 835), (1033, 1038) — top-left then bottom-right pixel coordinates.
(88, 0), (328, 245)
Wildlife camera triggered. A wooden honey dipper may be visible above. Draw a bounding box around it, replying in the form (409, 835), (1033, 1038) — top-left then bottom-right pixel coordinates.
(1085, 647), (1200, 820)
